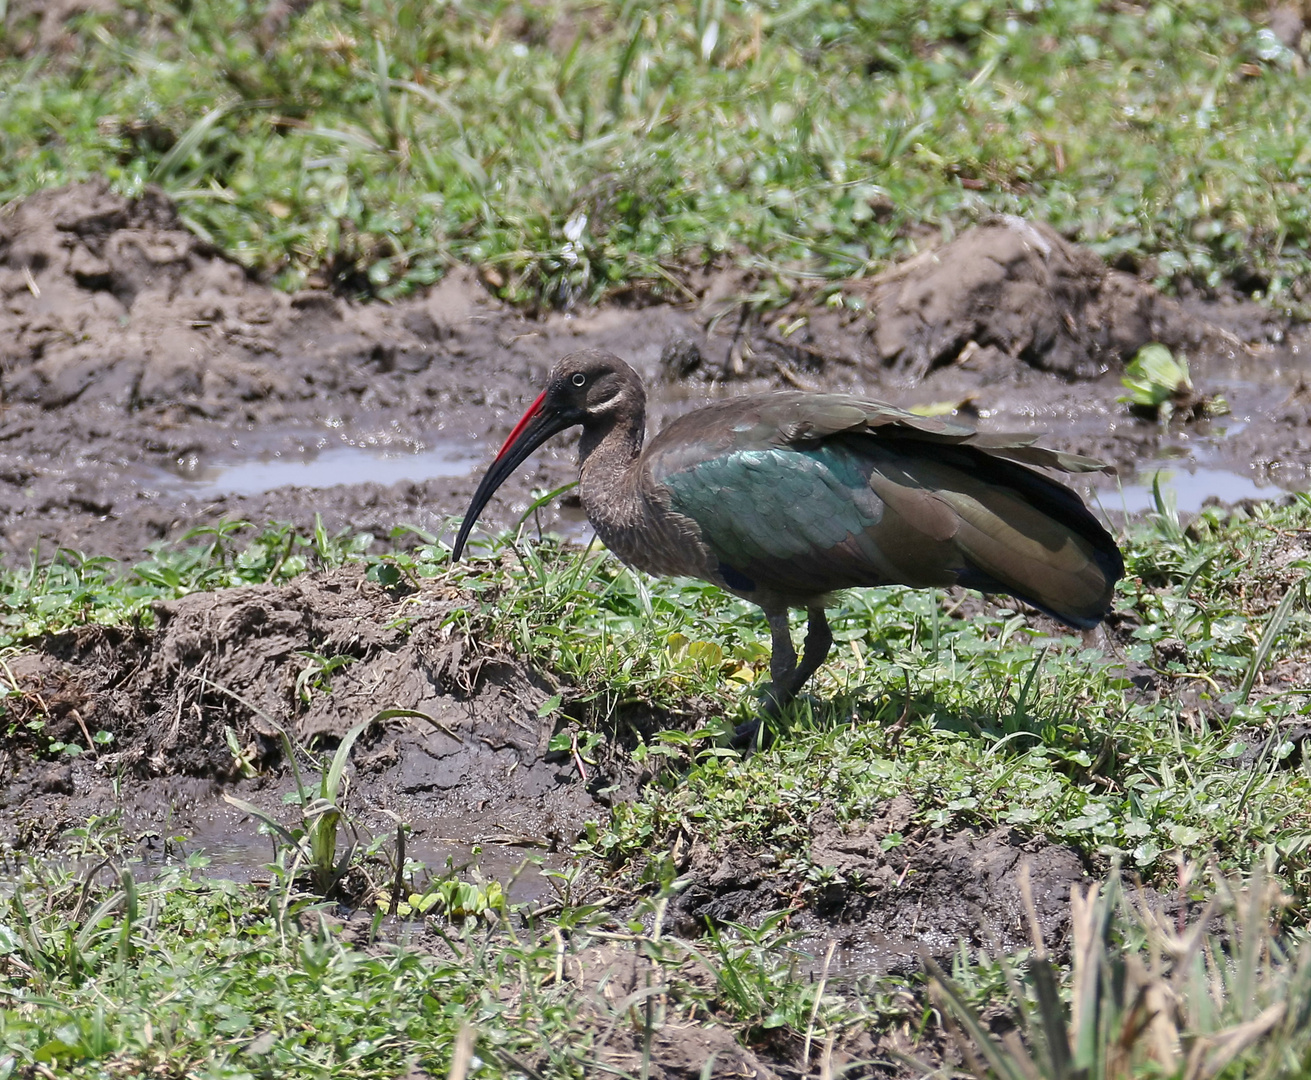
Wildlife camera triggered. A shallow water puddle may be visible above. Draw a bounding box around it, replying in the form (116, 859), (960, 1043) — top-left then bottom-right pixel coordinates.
(1101, 463), (1281, 515)
(158, 438), (476, 499)
(794, 930), (934, 980)
(145, 811), (559, 905)
(1083, 394), (1307, 516)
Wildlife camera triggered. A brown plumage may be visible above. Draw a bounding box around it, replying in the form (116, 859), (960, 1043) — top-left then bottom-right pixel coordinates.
(453, 350), (1123, 731)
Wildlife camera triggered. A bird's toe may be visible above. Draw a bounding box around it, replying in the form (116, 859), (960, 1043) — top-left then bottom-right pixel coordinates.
(730, 715), (773, 753)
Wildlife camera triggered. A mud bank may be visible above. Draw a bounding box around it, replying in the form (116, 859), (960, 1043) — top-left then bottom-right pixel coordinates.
(1, 181), (1308, 568)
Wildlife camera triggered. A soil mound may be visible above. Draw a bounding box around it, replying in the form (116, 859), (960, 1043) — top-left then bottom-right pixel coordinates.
(0, 178), (480, 413)
(866, 217), (1251, 379)
(1, 179), (276, 410)
(767, 217), (1255, 380)
(2, 565), (594, 851)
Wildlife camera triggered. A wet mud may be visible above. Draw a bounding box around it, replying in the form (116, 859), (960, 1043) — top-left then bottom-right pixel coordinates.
(3, 182), (1310, 568)
(1, 564), (590, 900)
(667, 795), (1090, 978)
(2, 180), (1310, 1075)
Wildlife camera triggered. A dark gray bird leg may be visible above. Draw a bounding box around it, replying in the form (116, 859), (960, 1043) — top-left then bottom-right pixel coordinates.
(734, 606), (834, 750)
(788, 606), (833, 700)
(765, 609), (799, 707)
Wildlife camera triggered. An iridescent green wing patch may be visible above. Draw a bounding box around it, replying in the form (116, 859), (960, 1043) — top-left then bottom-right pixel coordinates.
(660, 444), (884, 570)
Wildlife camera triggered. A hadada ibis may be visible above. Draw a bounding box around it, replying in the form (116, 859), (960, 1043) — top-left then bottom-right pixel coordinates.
(452, 350), (1123, 719)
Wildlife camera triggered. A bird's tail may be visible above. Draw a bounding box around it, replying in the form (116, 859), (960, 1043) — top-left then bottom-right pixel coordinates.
(869, 443), (1123, 629)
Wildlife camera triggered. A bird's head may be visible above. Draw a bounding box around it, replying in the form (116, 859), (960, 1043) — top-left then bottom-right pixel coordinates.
(451, 350), (643, 559)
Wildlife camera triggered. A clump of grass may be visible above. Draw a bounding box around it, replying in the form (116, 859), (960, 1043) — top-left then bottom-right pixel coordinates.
(928, 866), (1311, 1080)
(223, 715), (373, 899)
(3, 0), (1310, 303)
(0, 516), (371, 648)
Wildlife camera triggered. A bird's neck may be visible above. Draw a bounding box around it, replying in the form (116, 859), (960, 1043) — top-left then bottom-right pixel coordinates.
(578, 405), (647, 540)
(577, 394), (713, 581)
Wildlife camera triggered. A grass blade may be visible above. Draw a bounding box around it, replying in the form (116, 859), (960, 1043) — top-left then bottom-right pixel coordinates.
(323, 717), (371, 802)
(151, 100), (237, 185)
(608, 15), (644, 120)
(925, 955), (1034, 1080)
(1237, 576), (1305, 704)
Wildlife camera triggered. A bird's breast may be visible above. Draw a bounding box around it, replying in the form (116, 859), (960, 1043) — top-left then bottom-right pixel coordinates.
(579, 465), (716, 582)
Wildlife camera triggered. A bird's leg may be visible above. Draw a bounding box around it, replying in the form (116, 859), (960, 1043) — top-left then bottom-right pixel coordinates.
(765, 610), (799, 709)
(732, 609), (794, 750)
(734, 608), (835, 751)
(765, 606), (834, 707)
(791, 606), (833, 696)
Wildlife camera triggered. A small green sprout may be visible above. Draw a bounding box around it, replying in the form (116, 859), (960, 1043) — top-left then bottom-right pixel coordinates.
(1119, 343), (1229, 422)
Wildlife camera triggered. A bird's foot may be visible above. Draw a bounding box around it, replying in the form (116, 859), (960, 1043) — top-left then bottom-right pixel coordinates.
(758, 685), (822, 716)
(730, 690), (821, 752)
(730, 715), (771, 753)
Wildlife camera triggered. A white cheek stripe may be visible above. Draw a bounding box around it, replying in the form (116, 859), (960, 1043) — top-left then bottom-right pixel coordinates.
(590, 390), (624, 413)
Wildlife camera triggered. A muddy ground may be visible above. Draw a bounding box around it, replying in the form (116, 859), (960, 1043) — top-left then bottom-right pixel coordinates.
(2, 181), (1309, 1076)
(3, 182), (1309, 567)
(3, 561), (1094, 1077)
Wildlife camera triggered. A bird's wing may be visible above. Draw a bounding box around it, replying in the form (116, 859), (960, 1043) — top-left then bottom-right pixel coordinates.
(658, 443), (947, 606)
(647, 396), (1120, 624)
(763, 395), (1115, 476)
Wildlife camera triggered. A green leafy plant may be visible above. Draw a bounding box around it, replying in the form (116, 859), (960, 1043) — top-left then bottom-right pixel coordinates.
(379, 871), (508, 922)
(1119, 343), (1229, 422)
(294, 651), (357, 706)
(223, 716), (372, 896)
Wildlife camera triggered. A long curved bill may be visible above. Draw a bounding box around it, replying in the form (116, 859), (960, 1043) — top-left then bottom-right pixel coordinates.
(451, 389), (570, 559)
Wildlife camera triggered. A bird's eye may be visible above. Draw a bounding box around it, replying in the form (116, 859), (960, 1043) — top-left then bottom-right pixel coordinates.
(571, 373), (586, 387)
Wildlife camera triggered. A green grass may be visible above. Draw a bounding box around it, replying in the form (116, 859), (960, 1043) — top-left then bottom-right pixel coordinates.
(5, 496), (1311, 895)
(3, 0), (1308, 304)
(0, 517), (373, 649)
(0, 819), (888, 1079)
(2, 495), (1311, 1075)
